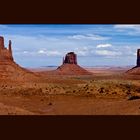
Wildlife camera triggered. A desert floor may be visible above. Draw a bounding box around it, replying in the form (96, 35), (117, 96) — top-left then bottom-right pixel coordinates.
(1, 66), (140, 115)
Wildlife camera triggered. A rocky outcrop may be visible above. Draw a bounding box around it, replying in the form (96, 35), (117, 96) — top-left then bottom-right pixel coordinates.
(137, 49), (140, 66)
(63, 52), (77, 64)
(0, 36), (13, 61)
(41, 52), (92, 75)
(55, 63), (92, 75)
(0, 36), (39, 81)
(57, 52), (92, 75)
(127, 49), (140, 74)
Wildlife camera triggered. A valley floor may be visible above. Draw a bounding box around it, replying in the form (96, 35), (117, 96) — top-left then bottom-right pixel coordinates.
(0, 66), (140, 115)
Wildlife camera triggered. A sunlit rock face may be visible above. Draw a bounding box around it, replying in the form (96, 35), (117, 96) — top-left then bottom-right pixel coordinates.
(0, 36), (13, 62)
(63, 52), (77, 65)
(0, 36), (38, 81)
(126, 49), (140, 75)
(49, 52), (92, 75)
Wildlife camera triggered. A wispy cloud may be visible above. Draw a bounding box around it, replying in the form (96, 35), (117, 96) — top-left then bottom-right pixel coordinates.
(114, 24), (140, 35)
(37, 49), (62, 56)
(68, 34), (110, 40)
(74, 47), (89, 56)
(0, 24), (139, 67)
(95, 50), (122, 56)
(96, 43), (112, 48)
(114, 25), (140, 29)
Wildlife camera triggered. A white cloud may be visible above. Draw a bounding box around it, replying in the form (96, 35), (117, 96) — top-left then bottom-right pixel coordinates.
(96, 43), (112, 48)
(74, 47), (90, 56)
(95, 50), (122, 56)
(114, 24), (140, 36)
(68, 34), (109, 40)
(37, 49), (62, 56)
(23, 51), (29, 54)
(114, 25), (140, 34)
(38, 50), (46, 54)
(114, 25), (140, 29)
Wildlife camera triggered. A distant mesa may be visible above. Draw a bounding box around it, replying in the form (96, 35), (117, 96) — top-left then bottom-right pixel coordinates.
(127, 49), (140, 74)
(42, 52), (92, 75)
(0, 36), (38, 81)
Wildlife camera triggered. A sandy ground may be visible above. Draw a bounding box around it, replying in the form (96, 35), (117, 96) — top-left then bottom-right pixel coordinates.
(0, 94), (140, 115)
(0, 66), (140, 115)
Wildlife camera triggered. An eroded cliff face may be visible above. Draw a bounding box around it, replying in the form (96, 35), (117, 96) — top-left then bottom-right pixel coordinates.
(63, 52), (77, 64)
(137, 49), (140, 67)
(0, 36), (13, 62)
(0, 36), (39, 81)
(54, 52), (92, 75)
(127, 49), (140, 74)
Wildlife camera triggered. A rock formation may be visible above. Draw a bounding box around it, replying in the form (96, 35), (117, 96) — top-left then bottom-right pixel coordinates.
(137, 49), (140, 66)
(0, 36), (39, 81)
(127, 49), (140, 74)
(0, 36), (13, 61)
(42, 52), (92, 75)
(63, 52), (77, 64)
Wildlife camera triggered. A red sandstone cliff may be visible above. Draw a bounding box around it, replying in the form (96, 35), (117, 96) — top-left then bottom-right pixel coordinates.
(41, 52), (92, 75)
(0, 36), (39, 81)
(127, 49), (140, 74)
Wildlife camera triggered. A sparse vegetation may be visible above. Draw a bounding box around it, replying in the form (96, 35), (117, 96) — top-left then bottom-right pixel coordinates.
(128, 95), (140, 100)
(0, 67), (140, 115)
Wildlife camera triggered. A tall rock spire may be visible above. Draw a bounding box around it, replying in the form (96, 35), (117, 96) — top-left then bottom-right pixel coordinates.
(8, 40), (13, 61)
(137, 49), (140, 66)
(0, 36), (14, 61)
(8, 40), (12, 53)
(0, 36), (5, 49)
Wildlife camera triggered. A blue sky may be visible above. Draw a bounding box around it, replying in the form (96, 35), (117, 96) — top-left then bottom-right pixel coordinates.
(0, 24), (140, 67)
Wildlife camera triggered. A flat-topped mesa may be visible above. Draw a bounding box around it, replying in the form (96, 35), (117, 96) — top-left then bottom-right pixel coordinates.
(63, 52), (77, 64)
(137, 49), (140, 66)
(0, 36), (14, 61)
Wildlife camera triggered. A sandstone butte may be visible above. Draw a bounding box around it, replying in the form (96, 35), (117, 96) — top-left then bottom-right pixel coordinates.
(0, 36), (92, 79)
(42, 52), (92, 75)
(0, 36), (38, 81)
(127, 49), (140, 74)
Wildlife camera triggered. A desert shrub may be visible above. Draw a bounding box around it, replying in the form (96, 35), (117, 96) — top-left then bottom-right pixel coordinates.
(98, 87), (104, 94)
(126, 89), (131, 95)
(105, 89), (109, 93)
(73, 90), (76, 93)
(135, 88), (140, 93)
(128, 95), (140, 100)
(112, 91), (117, 95)
(48, 102), (52, 105)
(17, 88), (43, 96)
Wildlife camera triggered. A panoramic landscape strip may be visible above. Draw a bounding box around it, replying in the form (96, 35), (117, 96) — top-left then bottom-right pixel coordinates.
(0, 25), (140, 115)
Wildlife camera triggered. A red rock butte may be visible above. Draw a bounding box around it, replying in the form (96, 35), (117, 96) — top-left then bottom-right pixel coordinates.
(0, 36), (38, 81)
(63, 52), (77, 64)
(42, 52), (92, 75)
(127, 49), (140, 74)
(0, 36), (13, 62)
